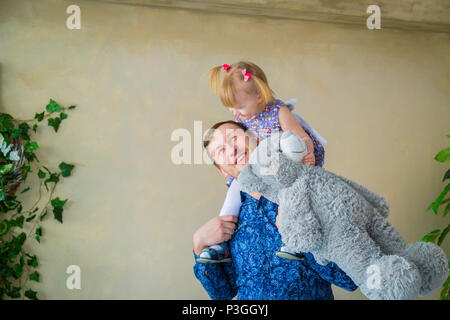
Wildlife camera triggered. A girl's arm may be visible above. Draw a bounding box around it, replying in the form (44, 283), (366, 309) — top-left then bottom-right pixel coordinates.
(278, 106), (315, 165)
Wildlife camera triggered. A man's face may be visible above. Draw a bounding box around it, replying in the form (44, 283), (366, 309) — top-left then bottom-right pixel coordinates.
(206, 123), (258, 179)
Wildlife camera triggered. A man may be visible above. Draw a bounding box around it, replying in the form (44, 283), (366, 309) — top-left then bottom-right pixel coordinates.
(192, 120), (357, 299)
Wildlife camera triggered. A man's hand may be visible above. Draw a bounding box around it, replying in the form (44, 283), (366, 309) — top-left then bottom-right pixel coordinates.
(248, 192), (261, 200)
(193, 215), (239, 255)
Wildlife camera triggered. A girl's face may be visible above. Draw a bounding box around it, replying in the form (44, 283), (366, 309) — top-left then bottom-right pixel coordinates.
(229, 82), (263, 121)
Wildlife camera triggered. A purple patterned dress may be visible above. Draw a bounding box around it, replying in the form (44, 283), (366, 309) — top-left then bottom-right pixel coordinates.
(227, 99), (325, 187)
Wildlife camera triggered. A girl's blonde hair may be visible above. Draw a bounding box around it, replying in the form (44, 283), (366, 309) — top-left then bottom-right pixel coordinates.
(208, 61), (275, 109)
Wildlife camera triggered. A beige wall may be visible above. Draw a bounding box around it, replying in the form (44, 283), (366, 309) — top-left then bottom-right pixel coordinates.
(0, 0), (449, 299)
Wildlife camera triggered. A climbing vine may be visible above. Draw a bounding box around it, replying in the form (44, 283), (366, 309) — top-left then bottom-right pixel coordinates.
(421, 134), (450, 300)
(0, 99), (76, 299)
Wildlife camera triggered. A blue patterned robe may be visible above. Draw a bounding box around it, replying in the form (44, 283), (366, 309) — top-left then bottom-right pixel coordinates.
(193, 192), (357, 300)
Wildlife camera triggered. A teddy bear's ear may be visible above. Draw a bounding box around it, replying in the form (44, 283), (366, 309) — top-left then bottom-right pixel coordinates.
(237, 165), (265, 193)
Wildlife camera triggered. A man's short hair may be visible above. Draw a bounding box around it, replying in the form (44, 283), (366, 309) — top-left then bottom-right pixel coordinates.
(203, 120), (248, 168)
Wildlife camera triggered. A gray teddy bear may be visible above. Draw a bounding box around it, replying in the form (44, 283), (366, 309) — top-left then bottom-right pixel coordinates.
(237, 130), (448, 300)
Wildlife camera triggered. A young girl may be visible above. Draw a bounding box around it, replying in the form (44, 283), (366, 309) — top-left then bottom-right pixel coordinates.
(196, 61), (327, 263)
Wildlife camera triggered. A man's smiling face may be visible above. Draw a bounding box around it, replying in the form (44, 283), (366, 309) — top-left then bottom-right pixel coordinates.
(206, 122), (258, 179)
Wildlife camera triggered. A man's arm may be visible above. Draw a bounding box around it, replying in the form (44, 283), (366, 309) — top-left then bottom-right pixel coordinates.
(193, 252), (238, 300)
(303, 252), (358, 292)
(192, 216), (239, 299)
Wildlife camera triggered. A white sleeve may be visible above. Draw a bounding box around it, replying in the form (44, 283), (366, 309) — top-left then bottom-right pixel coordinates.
(284, 98), (327, 146)
(219, 178), (242, 217)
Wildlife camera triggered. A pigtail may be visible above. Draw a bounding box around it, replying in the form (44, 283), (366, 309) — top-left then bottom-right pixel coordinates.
(207, 65), (224, 95)
(252, 75), (275, 106)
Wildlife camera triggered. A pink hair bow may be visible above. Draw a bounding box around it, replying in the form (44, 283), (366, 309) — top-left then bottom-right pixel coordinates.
(242, 69), (252, 81)
(222, 64), (231, 71)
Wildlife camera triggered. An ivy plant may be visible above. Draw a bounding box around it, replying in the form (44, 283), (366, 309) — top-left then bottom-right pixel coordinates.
(421, 134), (450, 300)
(0, 99), (76, 299)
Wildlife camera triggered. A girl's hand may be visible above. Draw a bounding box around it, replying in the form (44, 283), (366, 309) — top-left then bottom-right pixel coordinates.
(193, 215), (239, 255)
(302, 153), (316, 166)
(301, 137), (316, 166)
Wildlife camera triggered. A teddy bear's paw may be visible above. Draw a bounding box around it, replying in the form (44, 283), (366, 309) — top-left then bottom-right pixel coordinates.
(402, 242), (448, 297)
(360, 255), (421, 300)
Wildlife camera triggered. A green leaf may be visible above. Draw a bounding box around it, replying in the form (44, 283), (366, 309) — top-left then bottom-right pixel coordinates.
(35, 226), (42, 237)
(59, 162), (74, 177)
(438, 223), (450, 246)
(46, 99), (61, 113)
(25, 214), (36, 222)
(29, 271), (40, 282)
(39, 208), (48, 221)
(20, 186), (31, 194)
(53, 206), (63, 223)
(440, 269), (450, 300)
(25, 141), (39, 152)
(0, 220), (10, 235)
(34, 111), (45, 122)
(48, 117), (61, 132)
(11, 128), (22, 139)
(421, 229), (441, 243)
(51, 197), (68, 208)
(68, 105), (76, 110)
(51, 197), (68, 223)
(8, 286), (21, 299)
(0, 163), (13, 175)
(5, 199), (20, 210)
(27, 255), (38, 268)
(15, 232), (26, 245)
(24, 289), (38, 300)
(10, 216), (24, 228)
(60, 112), (68, 120)
(18, 123), (31, 140)
(44, 173), (59, 191)
(435, 147), (450, 163)
(42, 166), (52, 175)
(12, 263), (23, 279)
(0, 113), (15, 131)
(35, 235), (40, 243)
(37, 169), (46, 179)
(32, 123), (38, 132)
(444, 202), (450, 217)
(428, 184), (450, 215)
(443, 169), (450, 182)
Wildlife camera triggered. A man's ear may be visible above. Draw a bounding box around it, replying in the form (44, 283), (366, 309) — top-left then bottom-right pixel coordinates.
(218, 167), (229, 178)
